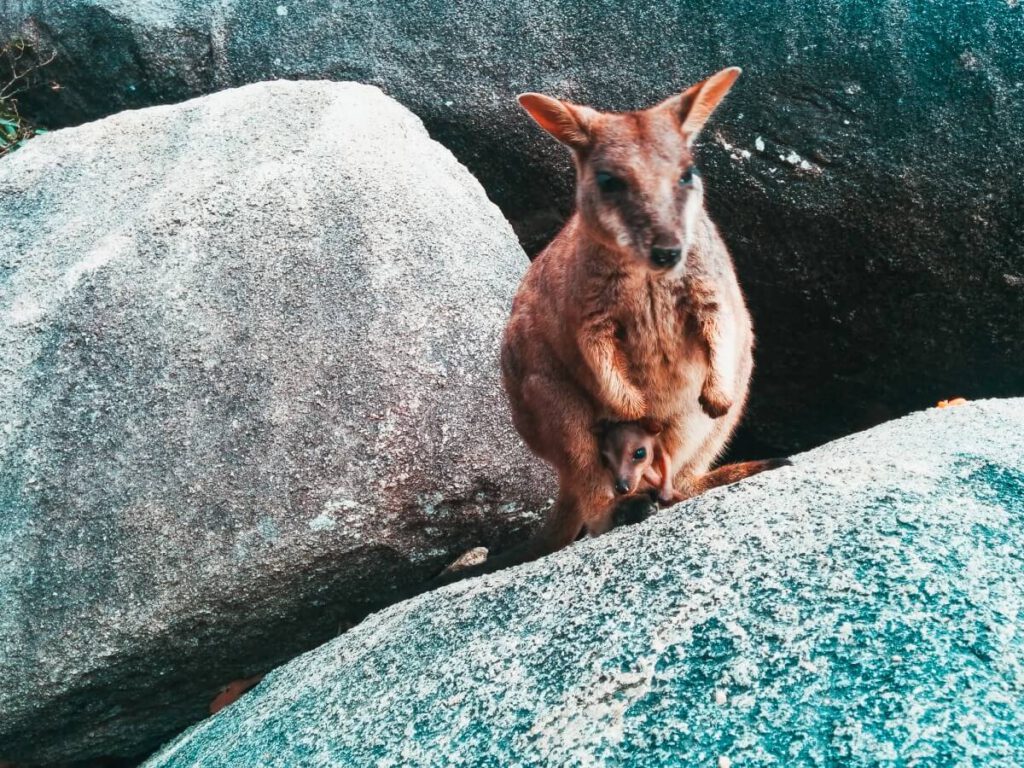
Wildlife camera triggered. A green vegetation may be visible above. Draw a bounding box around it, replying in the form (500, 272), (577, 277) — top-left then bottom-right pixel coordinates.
(1, 38), (55, 157)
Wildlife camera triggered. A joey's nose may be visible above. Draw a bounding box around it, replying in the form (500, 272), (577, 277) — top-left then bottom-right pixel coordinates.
(614, 478), (631, 495)
(650, 245), (682, 268)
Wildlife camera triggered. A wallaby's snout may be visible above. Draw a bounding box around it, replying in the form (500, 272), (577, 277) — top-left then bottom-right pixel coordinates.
(614, 477), (632, 495)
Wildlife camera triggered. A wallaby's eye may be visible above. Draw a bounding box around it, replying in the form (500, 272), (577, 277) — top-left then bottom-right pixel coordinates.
(632, 447), (647, 462)
(679, 166), (700, 187)
(596, 171), (626, 194)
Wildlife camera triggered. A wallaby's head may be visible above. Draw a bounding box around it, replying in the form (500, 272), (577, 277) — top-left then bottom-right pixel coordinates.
(594, 418), (663, 496)
(518, 67), (741, 272)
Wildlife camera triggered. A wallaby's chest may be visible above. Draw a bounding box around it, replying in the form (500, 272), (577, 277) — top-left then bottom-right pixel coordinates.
(612, 280), (705, 392)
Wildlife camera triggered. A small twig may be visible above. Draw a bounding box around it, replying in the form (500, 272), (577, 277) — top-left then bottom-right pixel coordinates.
(0, 39), (56, 156)
(0, 48), (56, 99)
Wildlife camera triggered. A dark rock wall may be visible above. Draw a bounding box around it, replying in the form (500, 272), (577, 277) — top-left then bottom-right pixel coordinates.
(3, 1), (1023, 454)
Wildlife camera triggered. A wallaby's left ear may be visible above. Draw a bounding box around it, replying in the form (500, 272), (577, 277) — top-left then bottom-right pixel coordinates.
(663, 66), (742, 146)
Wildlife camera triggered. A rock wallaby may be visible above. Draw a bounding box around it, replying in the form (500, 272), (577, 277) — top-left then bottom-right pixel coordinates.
(449, 68), (787, 581)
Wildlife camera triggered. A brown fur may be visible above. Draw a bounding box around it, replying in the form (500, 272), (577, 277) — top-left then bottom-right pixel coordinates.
(456, 68), (784, 577)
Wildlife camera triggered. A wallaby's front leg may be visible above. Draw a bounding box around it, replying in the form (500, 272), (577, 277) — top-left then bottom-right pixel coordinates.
(655, 449), (678, 503)
(578, 319), (646, 421)
(642, 450), (683, 506)
(692, 289), (736, 419)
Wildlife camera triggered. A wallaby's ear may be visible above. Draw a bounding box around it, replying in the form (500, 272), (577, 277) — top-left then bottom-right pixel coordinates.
(663, 67), (742, 146)
(638, 417), (664, 436)
(591, 418), (611, 437)
(518, 93), (593, 150)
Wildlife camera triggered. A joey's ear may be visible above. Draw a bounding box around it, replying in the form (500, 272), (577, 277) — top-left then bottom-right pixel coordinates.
(591, 419), (611, 437)
(661, 66), (741, 146)
(517, 93), (594, 150)
(638, 417), (663, 436)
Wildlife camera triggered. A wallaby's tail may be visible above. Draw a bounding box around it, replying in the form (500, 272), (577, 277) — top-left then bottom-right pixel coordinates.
(677, 458), (791, 501)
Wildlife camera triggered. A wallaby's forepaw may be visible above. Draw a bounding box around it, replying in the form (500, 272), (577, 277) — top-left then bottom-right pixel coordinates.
(657, 489), (686, 507)
(699, 385), (732, 419)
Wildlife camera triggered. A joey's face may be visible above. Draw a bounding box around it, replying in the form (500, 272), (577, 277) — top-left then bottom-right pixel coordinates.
(575, 111), (704, 273)
(599, 424), (657, 496)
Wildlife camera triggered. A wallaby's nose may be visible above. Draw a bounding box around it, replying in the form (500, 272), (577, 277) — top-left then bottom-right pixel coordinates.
(650, 245), (682, 268)
(614, 478), (631, 495)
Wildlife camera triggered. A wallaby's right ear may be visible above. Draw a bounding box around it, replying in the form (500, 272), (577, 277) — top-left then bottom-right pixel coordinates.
(517, 93), (593, 150)
(663, 66), (742, 146)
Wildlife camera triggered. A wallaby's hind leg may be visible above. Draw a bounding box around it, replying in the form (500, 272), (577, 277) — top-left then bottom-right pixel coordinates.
(432, 366), (614, 586)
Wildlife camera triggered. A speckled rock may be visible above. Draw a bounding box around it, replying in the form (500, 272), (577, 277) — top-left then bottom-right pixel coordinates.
(0, 80), (549, 766)
(3, 0), (1024, 456)
(146, 399), (1024, 767)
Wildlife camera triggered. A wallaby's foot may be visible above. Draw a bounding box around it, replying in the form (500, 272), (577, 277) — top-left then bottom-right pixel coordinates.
(611, 493), (658, 528)
(439, 546), (489, 577)
(699, 384), (733, 419)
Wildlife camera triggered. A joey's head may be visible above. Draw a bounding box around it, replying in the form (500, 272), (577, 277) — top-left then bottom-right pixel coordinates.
(594, 418), (663, 496)
(518, 67), (741, 273)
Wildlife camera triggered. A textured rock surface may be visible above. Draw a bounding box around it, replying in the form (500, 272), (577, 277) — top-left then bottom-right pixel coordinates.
(3, 0), (1023, 454)
(0, 80), (549, 765)
(146, 400), (1024, 767)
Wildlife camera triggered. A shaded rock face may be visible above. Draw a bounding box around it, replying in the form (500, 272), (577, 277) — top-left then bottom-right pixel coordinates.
(3, 0), (1024, 455)
(144, 399), (1024, 766)
(0, 80), (550, 766)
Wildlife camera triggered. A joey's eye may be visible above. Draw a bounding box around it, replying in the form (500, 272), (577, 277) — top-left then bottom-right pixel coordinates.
(632, 447), (647, 462)
(596, 171), (626, 193)
(679, 166), (700, 186)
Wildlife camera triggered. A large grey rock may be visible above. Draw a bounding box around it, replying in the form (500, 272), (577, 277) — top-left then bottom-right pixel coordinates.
(144, 399), (1024, 767)
(2, 0), (1023, 455)
(0, 80), (549, 766)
